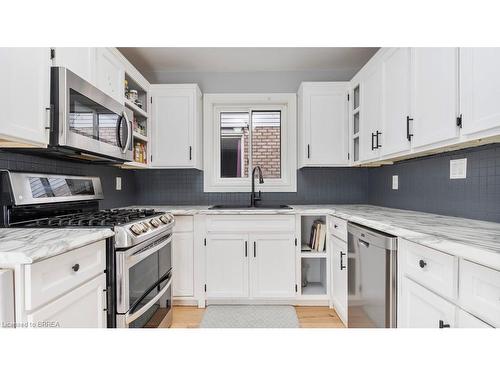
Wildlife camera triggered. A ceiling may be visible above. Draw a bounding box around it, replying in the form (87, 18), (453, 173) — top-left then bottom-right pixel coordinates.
(119, 47), (379, 77)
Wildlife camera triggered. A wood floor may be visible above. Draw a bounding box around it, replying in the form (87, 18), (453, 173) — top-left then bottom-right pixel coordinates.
(170, 306), (345, 328)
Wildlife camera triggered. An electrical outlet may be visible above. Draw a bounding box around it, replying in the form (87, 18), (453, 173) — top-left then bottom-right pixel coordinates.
(392, 175), (399, 190)
(116, 177), (122, 191)
(450, 158), (467, 179)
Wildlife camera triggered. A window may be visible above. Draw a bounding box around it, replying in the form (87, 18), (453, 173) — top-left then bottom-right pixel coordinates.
(204, 94), (297, 192)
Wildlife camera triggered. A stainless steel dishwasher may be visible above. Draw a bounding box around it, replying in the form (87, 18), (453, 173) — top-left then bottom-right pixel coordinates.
(347, 223), (398, 328)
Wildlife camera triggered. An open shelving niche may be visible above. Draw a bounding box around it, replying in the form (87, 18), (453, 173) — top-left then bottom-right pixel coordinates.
(298, 214), (329, 298)
(122, 72), (150, 169)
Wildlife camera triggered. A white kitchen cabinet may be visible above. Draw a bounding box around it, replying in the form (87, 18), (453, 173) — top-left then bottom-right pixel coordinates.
(400, 277), (455, 328)
(205, 233), (249, 298)
(151, 84), (202, 169)
(380, 48), (412, 157)
(460, 48), (500, 137)
(456, 308), (492, 328)
(95, 48), (125, 104)
(359, 62), (382, 162)
(298, 82), (349, 167)
(0, 48), (51, 146)
(330, 235), (347, 324)
(26, 273), (106, 328)
(172, 231), (194, 297)
(249, 234), (296, 298)
(411, 48), (460, 149)
(52, 47), (95, 84)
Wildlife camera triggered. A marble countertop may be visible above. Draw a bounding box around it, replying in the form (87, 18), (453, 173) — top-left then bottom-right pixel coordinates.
(0, 228), (115, 265)
(132, 204), (500, 268)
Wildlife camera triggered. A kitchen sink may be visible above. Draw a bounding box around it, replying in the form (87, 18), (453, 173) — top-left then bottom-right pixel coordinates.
(209, 204), (292, 210)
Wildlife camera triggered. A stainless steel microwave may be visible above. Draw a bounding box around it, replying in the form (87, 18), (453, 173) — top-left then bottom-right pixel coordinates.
(50, 67), (133, 162)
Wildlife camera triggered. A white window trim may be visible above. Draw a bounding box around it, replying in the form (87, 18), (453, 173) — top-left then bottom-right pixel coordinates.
(203, 93), (297, 192)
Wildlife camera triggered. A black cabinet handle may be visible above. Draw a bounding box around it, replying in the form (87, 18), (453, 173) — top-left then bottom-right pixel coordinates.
(376, 131), (382, 149)
(419, 259), (427, 268)
(244, 241), (248, 257)
(371, 132), (376, 150)
(189, 146), (192, 160)
(406, 116), (414, 141)
(253, 242), (256, 257)
(439, 320), (450, 328)
(340, 252), (346, 270)
(72, 263), (80, 272)
(307, 144), (310, 159)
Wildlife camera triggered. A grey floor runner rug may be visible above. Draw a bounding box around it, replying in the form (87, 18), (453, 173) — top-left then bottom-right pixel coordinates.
(200, 305), (300, 328)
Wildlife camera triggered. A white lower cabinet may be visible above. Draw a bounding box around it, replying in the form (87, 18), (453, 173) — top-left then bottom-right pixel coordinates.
(330, 235), (347, 324)
(172, 231), (194, 298)
(455, 308), (492, 328)
(26, 273), (106, 328)
(400, 277), (455, 328)
(205, 229), (296, 300)
(206, 233), (249, 299)
(250, 234), (296, 298)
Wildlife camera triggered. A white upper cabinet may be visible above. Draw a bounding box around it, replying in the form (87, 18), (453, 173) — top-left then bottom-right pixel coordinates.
(359, 62), (383, 162)
(460, 48), (500, 136)
(52, 47), (95, 84)
(0, 48), (51, 146)
(412, 48), (460, 149)
(95, 48), (125, 104)
(380, 48), (412, 157)
(151, 84), (202, 169)
(298, 82), (349, 167)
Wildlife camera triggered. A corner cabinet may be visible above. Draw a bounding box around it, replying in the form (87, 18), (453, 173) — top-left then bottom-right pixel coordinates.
(150, 84), (203, 169)
(298, 82), (349, 167)
(0, 48), (51, 147)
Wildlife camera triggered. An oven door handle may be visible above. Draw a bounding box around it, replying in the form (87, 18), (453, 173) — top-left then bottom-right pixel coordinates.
(125, 274), (172, 325)
(127, 233), (172, 268)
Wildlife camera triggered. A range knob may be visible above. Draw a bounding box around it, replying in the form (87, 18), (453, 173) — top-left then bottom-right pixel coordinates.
(159, 215), (171, 224)
(149, 218), (160, 228)
(130, 224), (143, 236)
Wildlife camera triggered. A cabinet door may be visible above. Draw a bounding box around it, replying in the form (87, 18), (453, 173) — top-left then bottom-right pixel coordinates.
(53, 47), (95, 84)
(249, 233), (295, 298)
(26, 274), (106, 328)
(172, 232), (194, 297)
(460, 48), (500, 136)
(206, 233), (249, 298)
(412, 48), (460, 149)
(330, 235), (347, 324)
(359, 63), (382, 162)
(0, 48), (50, 146)
(300, 84), (348, 166)
(151, 86), (195, 168)
(456, 308), (492, 328)
(95, 48), (124, 104)
(380, 48), (411, 157)
(400, 277), (455, 328)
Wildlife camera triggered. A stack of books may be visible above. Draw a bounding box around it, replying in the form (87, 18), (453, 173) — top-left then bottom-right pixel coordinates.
(307, 220), (326, 252)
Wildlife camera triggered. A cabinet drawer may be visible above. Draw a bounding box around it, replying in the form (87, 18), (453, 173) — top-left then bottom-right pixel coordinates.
(459, 260), (500, 327)
(456, 308), (493, 328)
(329, 216), (347, 242)
(24, 241), (106, 311)
(206, 215), (295, 233)
(400, 239), (457, 300)
(173, 215), (194, 233)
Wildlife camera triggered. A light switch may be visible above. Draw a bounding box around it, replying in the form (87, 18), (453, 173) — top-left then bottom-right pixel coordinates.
(392, 175), (399, 190)
(116, 177), (122, 191)
(450, 158), (467, 179)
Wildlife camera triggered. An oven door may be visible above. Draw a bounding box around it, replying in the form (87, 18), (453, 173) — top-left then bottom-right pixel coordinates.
(52, 67), (133, 162)
(116, 232), (173, 328)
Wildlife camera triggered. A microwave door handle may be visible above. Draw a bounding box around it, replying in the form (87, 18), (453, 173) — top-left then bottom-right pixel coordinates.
(116, 114), (124, 150)
(125, 276), (172, 325)
(122, 110), (132, 153)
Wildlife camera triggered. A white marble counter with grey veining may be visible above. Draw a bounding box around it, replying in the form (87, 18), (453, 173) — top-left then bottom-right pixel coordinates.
(0, 228), (114, 265)
(132, 204), (500, 268)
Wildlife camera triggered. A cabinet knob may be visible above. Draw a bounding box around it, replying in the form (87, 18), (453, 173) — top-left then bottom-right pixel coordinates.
(334, 224), (338, 229)
(419, 260), (427, 268)
(72, 263), (80, 272)
(439, 320), (450, 328)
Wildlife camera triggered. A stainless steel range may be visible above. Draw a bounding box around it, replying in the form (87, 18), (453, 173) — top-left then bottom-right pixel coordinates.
(0, 171), (174, 328)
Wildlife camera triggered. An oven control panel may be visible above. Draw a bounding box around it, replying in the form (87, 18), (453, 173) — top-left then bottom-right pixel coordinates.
(129, 214), (174, 236)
